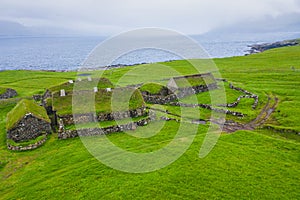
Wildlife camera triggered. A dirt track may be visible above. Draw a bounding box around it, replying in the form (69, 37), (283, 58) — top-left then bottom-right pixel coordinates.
(220, 95), (279, 133)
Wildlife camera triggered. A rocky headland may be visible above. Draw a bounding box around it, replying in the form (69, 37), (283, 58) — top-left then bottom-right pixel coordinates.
(246, 39), (299, 55)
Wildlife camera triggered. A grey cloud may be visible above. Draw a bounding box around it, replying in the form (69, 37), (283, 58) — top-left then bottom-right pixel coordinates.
(0, 0), (299, 35)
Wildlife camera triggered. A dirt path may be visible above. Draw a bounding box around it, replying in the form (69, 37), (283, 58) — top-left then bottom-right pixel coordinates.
(147, 94), (279, 133)
(220, 95), (279, 133)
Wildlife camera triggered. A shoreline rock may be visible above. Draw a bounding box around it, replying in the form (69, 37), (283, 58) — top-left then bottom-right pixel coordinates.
(246, 39), (299, 55)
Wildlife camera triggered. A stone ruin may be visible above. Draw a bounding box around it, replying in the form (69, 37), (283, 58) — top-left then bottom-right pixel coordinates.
(142, 73), (218, 104)
(0, 88), (18, 99)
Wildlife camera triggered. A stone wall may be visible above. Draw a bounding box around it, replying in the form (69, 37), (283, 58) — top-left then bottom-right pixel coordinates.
(142, 83), (218, 104)
(58, 107), (148, 125)
(7, 114), (52, 142)
(7, 136), (47, 151)
(0, 88), (17, 99)
(229, 83), (259, 109)
(218, 95), (259, 109)
(59, 113), (96, 125)
(169, 102), (245, 117)
(177, 84), (217, 98)
(58, 118), (151, 139)
(142, 94), (178, 105)
(41, 89), (52, 108)
(32, 94), (42, 102)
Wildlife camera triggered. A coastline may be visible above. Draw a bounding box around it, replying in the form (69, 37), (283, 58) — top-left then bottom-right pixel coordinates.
(0, 38), (299, 73)
(246, 39), (299, 55)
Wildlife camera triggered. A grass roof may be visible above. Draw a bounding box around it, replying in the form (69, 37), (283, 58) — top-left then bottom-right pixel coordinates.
(48, 77), (114, 93)
(52, 87), (145, 115)
(6, 99), (50, 130)
(139, 83), (166, 95)
(174, 74), (216, 88)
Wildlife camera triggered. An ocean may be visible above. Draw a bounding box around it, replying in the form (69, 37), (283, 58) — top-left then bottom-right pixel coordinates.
(0, 32), (299, 71)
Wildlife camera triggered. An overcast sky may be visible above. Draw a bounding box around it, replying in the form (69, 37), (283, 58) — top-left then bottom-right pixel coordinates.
(0, 0), (300, 35)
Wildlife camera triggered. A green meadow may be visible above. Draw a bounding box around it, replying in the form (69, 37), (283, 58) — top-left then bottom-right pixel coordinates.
(0, 45), (299, 199)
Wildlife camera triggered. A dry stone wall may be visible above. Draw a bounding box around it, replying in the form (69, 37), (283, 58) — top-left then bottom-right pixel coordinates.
(169, 102), (245, 117)
(58, 117), (151, 139)
(228, 83), (259, 109)
(58, 107), (148, 125)
(7, 136), (47, 151)
(142, 83), (218, 104)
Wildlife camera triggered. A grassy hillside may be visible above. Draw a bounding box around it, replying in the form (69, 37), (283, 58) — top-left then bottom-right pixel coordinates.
(0, 45), (299, 199)
(0, 70), (77, 97)
(0, 87), (6, 95)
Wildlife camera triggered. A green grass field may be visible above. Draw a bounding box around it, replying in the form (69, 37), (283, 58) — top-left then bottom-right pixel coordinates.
(0, 45), (299, 199)
(0, 87), (7, 95)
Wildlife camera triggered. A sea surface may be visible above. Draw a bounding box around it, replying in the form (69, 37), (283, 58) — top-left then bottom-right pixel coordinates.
(0, 32), (299, 71)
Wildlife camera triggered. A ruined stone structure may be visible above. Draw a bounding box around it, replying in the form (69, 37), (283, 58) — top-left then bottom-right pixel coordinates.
(167, 73), (217, 91)
(142, 73), (218, 104)
(0, 88), (17, 99)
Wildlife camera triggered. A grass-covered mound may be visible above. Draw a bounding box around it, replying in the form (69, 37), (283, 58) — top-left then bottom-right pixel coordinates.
(52, 87), (145, 115)
(48, 77), (114, 93)
(6, 99), (50, 130)
(173, 74), (216, 88)
(139, 82), (167, 95)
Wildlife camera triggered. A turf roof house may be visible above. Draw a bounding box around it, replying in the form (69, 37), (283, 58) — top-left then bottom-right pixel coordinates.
(167, 73), (217, 98)
(167, 73), (217, 91)
(6, 99), (52, 143)
(140, 73), (218, 105)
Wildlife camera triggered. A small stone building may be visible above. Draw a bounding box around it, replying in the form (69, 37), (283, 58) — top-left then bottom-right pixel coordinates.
(167, 73), (217, 91)
(6, 99), (52, 143)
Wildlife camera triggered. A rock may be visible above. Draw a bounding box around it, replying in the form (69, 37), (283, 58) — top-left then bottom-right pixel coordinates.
(32, 94), (42, 101)
(0, 88), (17, 99)
(246, 39), (298, 55)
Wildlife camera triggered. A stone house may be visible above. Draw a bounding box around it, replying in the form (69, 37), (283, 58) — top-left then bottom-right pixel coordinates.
(167, 73), (217, 91)
(6, 99), (52, 143)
